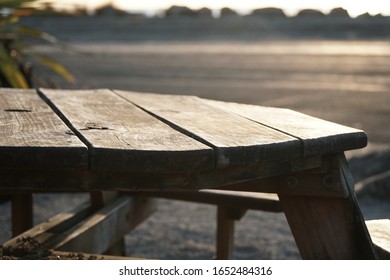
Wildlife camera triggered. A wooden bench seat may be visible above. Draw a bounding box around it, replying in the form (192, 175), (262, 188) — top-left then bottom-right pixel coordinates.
(366, 219), (390, 259)
(1, 191), (281, 260)
(0, 194), (155, 259)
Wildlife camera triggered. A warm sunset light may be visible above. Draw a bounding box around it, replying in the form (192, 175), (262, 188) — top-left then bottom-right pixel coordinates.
(2, 0), (390, 267)
(41, 0), (390, 17)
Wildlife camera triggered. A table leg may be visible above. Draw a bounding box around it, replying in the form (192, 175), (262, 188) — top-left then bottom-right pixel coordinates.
(278, 155), (377, 259)
(216, 206), (235, 259)
(215, 206), (247, 259)
(11, 194), (33, 237)
(89, 191), (126, 256)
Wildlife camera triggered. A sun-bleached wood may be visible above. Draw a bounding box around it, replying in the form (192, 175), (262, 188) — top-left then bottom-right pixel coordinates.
(366, 219), (390, 259)
(0, 88), (375, 260)
(2, 196), (155, 259)
(0, 88), (88, 168)
(203, 99), (367, 156)
(114, 90), (301, 168)
(39, 88), (214, 172)
(55, 195), (156, 254)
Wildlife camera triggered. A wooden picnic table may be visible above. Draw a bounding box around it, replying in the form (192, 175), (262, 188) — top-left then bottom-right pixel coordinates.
(0, 88), (379, 259)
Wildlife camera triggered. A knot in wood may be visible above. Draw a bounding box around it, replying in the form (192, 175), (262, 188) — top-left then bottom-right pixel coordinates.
(83, 121), (110, 130)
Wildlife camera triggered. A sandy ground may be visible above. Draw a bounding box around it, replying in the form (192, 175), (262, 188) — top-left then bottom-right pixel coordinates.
(1, 20), (390, 259)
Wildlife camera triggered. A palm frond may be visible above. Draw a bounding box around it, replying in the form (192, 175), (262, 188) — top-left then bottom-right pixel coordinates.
(35, 54), (75, 83)
(0, 44), (29, 88)
(17, 26), (59, 44)
(0, 0), (36, 9)
(1, 0), (75, 88)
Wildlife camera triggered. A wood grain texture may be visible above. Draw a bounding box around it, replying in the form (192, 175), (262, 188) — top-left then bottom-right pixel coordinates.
(39, 88), (214, 172)
(0, 156), (320, 192)
(203, 99), (367, 156)
(0, 88), (88, 168)
(55, 195), (156, 255)
(2, 198), (152, 259)
(114, 90), (301, 168)
(2, 201), (92, 258)
(279, 194), (372, 259)
(278, 155), (377, 259)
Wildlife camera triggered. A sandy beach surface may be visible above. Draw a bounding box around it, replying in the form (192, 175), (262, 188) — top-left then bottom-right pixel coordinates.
(1, 17), (390, 259)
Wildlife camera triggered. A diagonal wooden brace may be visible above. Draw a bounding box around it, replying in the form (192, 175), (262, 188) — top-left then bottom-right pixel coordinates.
(278, 153), (377, 259)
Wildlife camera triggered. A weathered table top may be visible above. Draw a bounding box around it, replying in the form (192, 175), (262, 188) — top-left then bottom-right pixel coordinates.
(1, 88), (378, 259)
(0, 88), (366, 192)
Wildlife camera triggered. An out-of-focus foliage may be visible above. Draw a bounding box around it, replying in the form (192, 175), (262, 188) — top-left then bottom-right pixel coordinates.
(0, 0), (74, 88)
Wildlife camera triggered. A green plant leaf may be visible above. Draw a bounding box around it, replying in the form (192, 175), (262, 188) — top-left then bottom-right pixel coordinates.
(1, 0), (75, 88)
(17, 25), (76, 55)
(0, 44), (29, 88)
(17, 25), (59, 44)
(0, 15), (19, 27)
(0, 0), (36, 9)
(35, 54), (75, 83)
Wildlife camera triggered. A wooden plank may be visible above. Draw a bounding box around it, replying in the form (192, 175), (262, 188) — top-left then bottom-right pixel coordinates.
(218, 167), (350, 198)
(139, 190), (282, 212)
(203, 99), (367, 156)
(89, 191), (125, 255)
(279, 194), (373, 259)
(46, 251), (146, 260)
(0, 156), (321, 192)
(278, 154), (377, 259)
(366, 219), (390, 259)
(39, 88), (214, 172)
(114, 90), (301, 168)
(2, 196), (155, 258)
(0, 88), (88, 168)
(2, 201), (92, 258)
(55, 195), (156, 254)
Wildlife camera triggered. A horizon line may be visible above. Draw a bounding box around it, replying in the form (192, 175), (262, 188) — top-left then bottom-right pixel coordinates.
(46, 2), (390, 18)
(84, 4), (389, 18)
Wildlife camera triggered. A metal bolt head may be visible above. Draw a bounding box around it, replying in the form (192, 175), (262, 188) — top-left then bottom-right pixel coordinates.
(322, 175), (335, 189)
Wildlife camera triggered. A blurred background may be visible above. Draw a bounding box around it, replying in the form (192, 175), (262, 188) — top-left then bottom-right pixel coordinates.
(1, 0), (390, 259)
